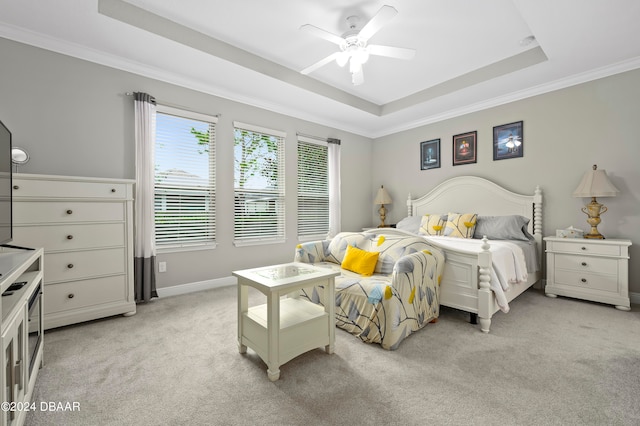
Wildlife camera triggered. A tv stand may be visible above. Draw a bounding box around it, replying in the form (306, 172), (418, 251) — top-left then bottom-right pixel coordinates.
(0, 244), (35, 251)
(1, 248), (44, 426)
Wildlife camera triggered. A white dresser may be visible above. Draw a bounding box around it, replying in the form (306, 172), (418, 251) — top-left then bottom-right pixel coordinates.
(544, 236), (632, 310)
(11, 174), (136, 329)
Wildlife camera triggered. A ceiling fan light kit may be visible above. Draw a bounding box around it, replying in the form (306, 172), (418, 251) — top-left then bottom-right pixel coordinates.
(300, 5), (415, 85)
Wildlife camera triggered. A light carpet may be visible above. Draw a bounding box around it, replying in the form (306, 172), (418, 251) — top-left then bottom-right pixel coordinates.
(25, 286), (640, 426)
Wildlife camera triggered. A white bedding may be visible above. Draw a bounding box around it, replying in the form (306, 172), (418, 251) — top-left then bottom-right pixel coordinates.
(422, 236), (528, 313)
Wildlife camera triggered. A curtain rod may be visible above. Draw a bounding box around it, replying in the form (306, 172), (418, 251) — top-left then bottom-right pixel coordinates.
(296, 132), (341, 145)
(125, 92), (221, 118)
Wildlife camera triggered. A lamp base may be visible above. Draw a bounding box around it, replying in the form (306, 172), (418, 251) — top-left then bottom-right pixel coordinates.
(378, 204), (387, 228)
(584, 232), (605, 240)
(581, 197), (607, 239)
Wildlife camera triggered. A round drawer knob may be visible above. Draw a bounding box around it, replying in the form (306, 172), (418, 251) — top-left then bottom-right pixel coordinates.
(581, 247), (586, 250)
(67, 235), (74, 240)
(67, 263), (74, 269)
(581, 262), (587, 266)
(68, 294), (75, 299)
(13, 185), (19, 190)
(111, 188), (116, 193)
(66, 209), (73, 215)
(581, 278), (587, 283)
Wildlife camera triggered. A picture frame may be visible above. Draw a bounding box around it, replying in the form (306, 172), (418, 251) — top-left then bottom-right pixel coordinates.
(420, 139), (440, 170)
(493, 121), (523, 160)
(452, 131), (477, 165)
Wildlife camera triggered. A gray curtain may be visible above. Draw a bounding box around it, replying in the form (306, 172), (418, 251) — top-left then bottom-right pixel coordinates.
(133, 92), (158, 302)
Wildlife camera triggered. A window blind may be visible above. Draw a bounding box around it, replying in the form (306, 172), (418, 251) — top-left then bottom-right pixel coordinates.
(233, 122), (286, 245)
(297, 137), (329, 239)
(154, 105), (217, 249)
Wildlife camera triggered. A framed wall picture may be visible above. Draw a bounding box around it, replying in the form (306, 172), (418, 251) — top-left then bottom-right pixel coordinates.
(420, 139), (440, 170)
(452, 131), (477, 165)
(493, 121), (523, 160)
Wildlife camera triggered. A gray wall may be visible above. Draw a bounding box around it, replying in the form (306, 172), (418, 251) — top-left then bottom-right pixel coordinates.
(0, 38), (373, 289)
(373, 68), (640, 295)
(3, 36), (638, 296)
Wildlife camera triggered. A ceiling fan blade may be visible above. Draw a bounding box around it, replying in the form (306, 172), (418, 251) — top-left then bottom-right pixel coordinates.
(300, 24), (345, 46)
(300, 52), (341, 75)
(358, 5), (398, 42)
(368, 44), (416, 60)
(351, 69), (364, 86)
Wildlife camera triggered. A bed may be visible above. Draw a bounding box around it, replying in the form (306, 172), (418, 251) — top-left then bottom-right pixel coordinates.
(365, 176), (543, 333)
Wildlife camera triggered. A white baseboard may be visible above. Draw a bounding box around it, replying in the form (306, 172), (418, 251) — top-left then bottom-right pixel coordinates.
(157, 277), (639, 306)
(156, 276), (236, 298)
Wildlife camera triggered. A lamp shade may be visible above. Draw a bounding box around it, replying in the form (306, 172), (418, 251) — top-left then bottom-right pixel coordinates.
(572, 165), (619, 198)
(374, 185), (392, 205)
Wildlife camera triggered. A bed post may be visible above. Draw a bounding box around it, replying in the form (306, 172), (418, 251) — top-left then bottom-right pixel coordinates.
(407, 193), (413, 217)
(533, 186), (544, 272)
(533, 186), (542, 229)
(477, 236), (492, 333)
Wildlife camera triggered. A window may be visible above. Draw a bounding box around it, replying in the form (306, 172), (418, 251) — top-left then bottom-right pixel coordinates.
(154, 105), (217, 250)
(233, 122), (285, 246)
(297, 137), (329, 240)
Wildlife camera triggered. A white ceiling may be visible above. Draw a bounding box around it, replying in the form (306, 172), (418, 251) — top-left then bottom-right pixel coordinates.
(1, 0), (640, 138)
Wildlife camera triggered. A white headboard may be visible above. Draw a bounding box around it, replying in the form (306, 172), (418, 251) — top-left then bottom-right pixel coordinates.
(407, 176), (542, 244)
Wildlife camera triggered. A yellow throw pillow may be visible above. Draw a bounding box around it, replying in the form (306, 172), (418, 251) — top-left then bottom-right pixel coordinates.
(419, 214), (446, 236)
(444, 212), (478, 238)
(341, 245), (379, 276)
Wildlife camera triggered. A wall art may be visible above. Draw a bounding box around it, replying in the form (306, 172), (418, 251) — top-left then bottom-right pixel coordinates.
(453, 131), (477, 166)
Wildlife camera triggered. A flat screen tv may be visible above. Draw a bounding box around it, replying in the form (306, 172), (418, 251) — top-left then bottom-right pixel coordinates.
(0, 119), (12, 245)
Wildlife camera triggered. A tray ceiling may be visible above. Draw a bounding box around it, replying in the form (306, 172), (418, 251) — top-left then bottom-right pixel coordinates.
(1, 0), (639, 137)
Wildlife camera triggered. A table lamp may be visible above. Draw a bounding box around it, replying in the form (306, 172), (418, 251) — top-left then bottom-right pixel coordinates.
(572, 164), (619, 239)
(374, 185), (392, 227)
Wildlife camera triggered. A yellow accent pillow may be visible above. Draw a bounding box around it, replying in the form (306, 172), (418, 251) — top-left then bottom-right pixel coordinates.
(444, 212), (478, 238)
(341, 245), (379, 276)
(419, 214), (446, 236)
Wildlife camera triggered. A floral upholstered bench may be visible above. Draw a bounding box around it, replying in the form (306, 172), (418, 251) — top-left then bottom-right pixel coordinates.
(294, 231), (445, 350)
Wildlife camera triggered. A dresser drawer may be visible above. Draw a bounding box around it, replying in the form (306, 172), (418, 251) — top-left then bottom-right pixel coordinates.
(553, 270), (618, 293)
(13, 178), (129, 200)
(554, 254), (618, 275)
(14, 201), (125, 224)
(13, 223), (125, 251)
(44, 248), (125, 283)
(550, 241), (621, 256)
(44, 275), (128, 315)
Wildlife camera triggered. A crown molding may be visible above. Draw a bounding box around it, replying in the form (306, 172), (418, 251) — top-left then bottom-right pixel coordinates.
(2, 22), (640, 140)
(372, 55), (640, 138)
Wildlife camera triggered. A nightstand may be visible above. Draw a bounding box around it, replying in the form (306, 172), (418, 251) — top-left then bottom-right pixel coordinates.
(544, 237), (632, 310)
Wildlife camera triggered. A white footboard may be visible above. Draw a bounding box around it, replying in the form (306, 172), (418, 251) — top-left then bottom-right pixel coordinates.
(437, 236), (495, 332)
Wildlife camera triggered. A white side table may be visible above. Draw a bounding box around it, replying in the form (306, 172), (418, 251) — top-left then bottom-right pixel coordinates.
(233, 263), (339, 381)
(544, 237), (632, 310)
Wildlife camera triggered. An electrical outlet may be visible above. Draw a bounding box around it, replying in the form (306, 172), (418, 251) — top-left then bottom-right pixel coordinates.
(158, 261), (167, 273)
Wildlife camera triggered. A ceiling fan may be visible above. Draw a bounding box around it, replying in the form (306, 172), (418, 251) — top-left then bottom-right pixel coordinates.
(300, 5), (415, 85)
